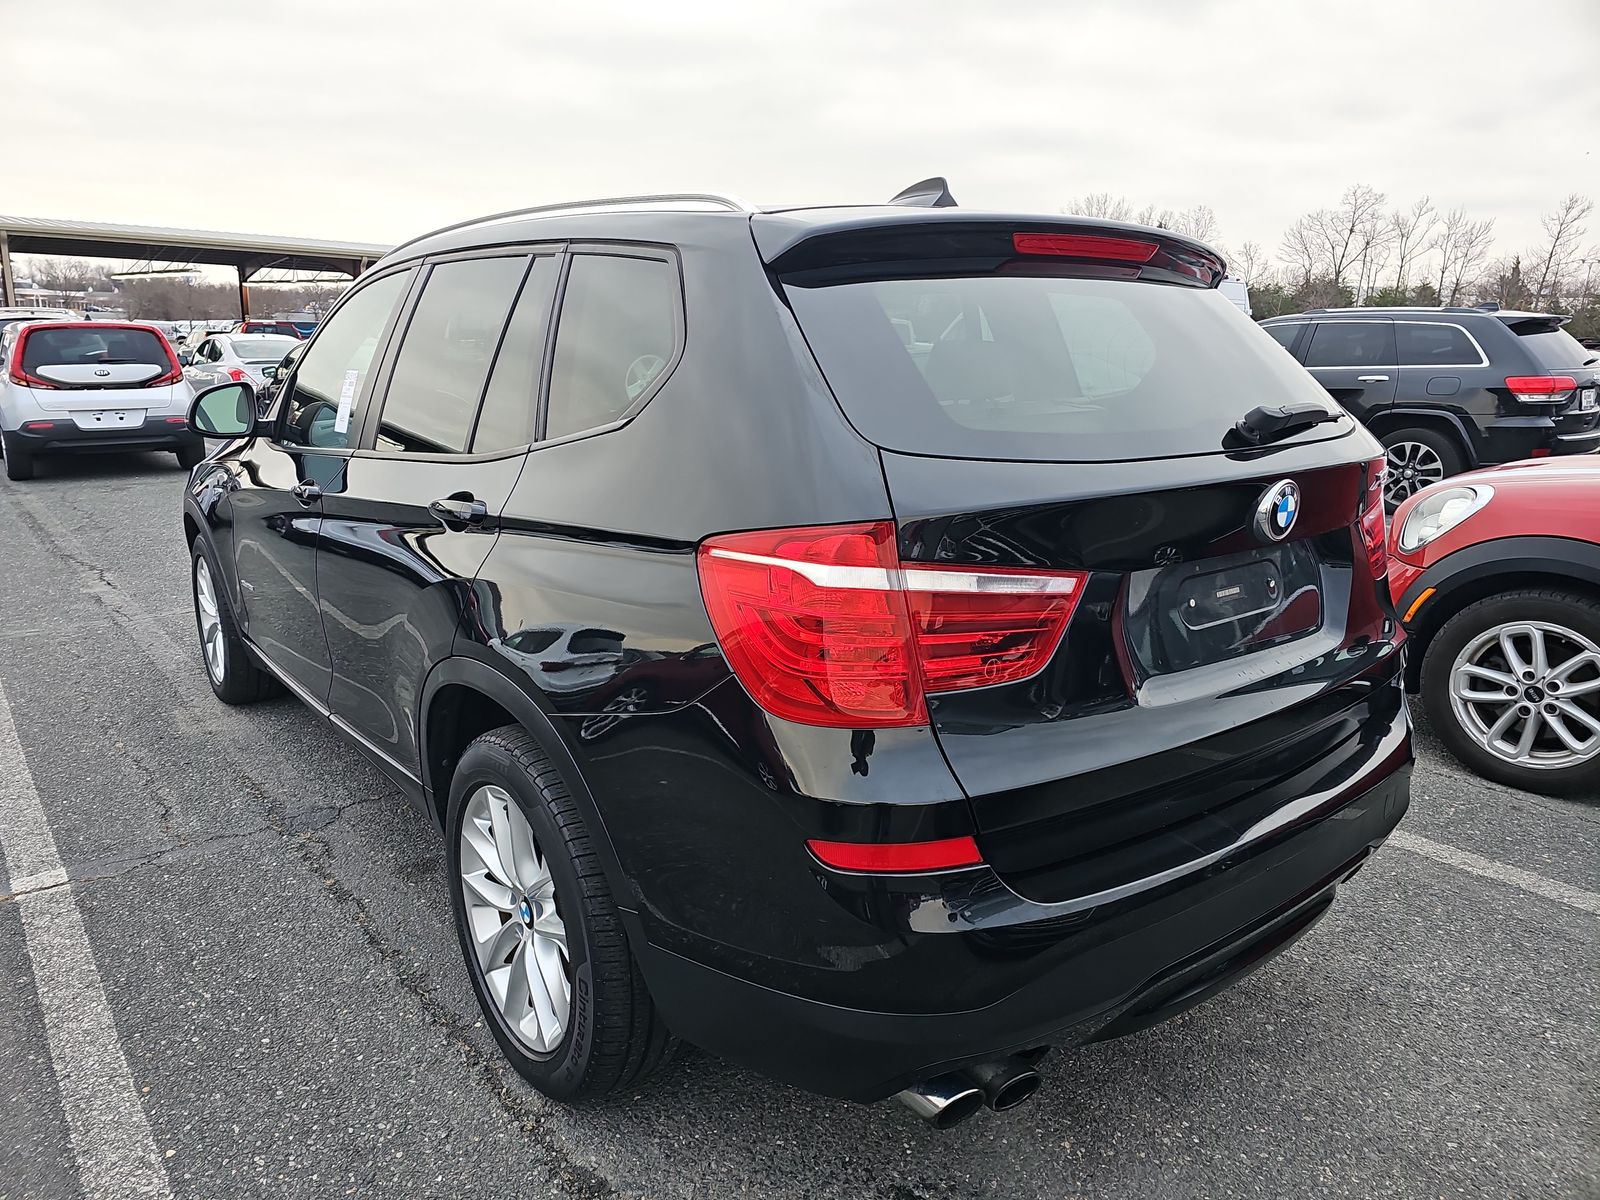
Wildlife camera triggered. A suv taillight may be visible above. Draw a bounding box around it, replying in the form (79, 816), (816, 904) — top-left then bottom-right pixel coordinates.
(697, 522), (1087, 728)
(1506, 375), (1577, 404)
(8, 333), (56, 389)
(1359, 457), (1387, 578)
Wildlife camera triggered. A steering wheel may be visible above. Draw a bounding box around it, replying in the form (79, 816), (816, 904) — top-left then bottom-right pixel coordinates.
(624, 354), (667, 402)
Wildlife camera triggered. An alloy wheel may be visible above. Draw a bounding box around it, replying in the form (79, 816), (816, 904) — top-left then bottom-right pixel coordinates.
(1384, 441), (1446, 507)
(1449, 620), (1600, 771)
(458, 783), (572, 1053)
(194, 556), (226, 684)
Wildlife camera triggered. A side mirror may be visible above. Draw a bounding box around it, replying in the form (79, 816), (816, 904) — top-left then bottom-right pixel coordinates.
(188, 381), (257, 439)
(262, 365), (277, 381)
(178, 351), (194, 366)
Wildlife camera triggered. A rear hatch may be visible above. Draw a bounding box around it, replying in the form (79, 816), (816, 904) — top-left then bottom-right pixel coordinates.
(13, 323), (184, 415)
(1499, 314), (1600, 425)
(768, 215), (1400, 903)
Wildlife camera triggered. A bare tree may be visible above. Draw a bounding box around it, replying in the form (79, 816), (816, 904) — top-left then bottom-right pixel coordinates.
(1430, 208), (1496, 305)
(1063, 192), (1132, 221)
(1278, 184), (1390, 299)
(1389, 197), (1436, 294)
(1528, 193), (1593, 309)
(1169, 205), (1219, 244)
(1231, 240), (1271, 284)
(21, 256), (112, 293)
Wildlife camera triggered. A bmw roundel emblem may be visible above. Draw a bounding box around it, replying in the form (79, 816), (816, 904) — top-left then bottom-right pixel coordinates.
(1255, 479), (1300, 542)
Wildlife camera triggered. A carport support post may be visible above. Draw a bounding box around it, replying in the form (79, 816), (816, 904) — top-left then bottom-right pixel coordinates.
(236, 264), (249, 320)
(0, 231), (15, 307)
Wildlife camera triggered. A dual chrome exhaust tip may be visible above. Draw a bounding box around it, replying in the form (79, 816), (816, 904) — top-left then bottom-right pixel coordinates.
(894, 1053), (1045, 1129)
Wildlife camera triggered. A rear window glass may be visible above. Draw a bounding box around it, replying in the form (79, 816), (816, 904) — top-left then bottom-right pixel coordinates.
(229, 335), (300, 360)
(22, 326), (168, 371)
(784, 275), (1340, 461)
(1395, 323), (1480, 366)
(1513, 326), (1594, 371)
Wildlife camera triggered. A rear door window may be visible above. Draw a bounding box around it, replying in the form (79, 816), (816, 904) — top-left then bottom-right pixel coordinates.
(473, 255), (560, 453)
(373, 255), (528, 455)
(784, 274), (1340, 462)
(1395, 323), (1482, 367)
(1302, 321), (1394, 369)
(545, 253), (679, 441)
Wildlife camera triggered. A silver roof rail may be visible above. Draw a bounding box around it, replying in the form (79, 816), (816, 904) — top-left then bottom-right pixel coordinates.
(387, 193), (756, 257)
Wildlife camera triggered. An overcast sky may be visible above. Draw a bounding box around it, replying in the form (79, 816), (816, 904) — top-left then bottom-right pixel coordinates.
(2, 0), (1596, 264)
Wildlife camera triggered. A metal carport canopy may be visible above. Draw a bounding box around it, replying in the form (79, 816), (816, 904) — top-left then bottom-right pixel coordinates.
(0, 213), (392, 311)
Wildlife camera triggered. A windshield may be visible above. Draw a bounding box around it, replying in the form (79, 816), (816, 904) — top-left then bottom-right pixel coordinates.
(230, 335), (300, 361)
(785, 274), (1342, 461)
(21, 326), (169, 370)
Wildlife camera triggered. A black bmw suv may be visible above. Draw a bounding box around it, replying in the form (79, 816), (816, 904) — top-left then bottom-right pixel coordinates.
(1261, 306), (1600, 507)
(181, 189), (1412, 1128)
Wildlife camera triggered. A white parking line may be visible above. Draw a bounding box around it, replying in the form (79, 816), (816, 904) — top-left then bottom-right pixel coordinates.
(1390, 829), (1600, 916)
(0, 680), (173, 1199)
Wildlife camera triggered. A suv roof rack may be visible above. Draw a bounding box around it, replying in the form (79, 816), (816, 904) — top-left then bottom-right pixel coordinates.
(388, 192), (756, 257)
(1294, 305), (1499, 316)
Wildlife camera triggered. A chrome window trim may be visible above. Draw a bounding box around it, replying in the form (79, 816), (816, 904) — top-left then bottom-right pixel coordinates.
(1278, 317), (1491, 371)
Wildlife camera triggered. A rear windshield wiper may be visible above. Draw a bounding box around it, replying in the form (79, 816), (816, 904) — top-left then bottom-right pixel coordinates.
(1227, 402), (1344, 448)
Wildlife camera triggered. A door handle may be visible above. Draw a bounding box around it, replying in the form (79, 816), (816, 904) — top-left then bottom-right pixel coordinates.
(1356, 375), (1390, 383)
(429, 496), (489, 527)
(291, 482), (322, 505)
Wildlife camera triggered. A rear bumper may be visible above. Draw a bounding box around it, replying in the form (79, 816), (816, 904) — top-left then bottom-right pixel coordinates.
(639, 767), (1408, 1101)
(1482, 412), (1600, 462)
(1554, 428), (1600, 453)
(4, 420), (199, 454)
(628, 689), (1412, 1101)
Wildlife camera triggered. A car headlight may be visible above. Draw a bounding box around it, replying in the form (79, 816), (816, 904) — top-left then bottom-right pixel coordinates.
(1397, 485), (1494, 553)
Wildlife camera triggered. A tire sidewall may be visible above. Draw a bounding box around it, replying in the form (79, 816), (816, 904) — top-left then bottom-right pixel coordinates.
(191, 540), (232, 698)
(445, 738), (601, 1099)
(1421, 592), (1600, 796)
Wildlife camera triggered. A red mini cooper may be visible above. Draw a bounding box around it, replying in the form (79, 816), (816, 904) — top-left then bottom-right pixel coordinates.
(1389, 457), (1600, 796)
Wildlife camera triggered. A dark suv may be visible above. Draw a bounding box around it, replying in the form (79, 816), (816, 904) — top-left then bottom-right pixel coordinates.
(180, 191), (1412, 1128)
(1261, 306), (1600, 507)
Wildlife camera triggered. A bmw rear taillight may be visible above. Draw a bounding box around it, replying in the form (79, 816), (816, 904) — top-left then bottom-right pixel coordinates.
(1359, 457), (1387, 578)
(696, 522), (1087, 728)
(1506, 375), (1577, 404)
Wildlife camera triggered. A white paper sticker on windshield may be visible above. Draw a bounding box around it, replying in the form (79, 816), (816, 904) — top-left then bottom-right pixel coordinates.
(334, 369), (359, 434)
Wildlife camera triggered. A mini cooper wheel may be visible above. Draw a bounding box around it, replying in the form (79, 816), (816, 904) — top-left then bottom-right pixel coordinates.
(1422, 588), (1600, 797)
(190, 538), (281, 704)
(445, 726), (675, 1101)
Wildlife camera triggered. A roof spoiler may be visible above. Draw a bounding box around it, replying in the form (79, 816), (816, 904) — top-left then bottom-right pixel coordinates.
(888, 177), (957, 208)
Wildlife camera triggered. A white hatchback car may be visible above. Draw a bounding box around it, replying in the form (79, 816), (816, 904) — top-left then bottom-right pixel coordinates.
(0, 320), (200, 480)
(0, 306), (76, 336)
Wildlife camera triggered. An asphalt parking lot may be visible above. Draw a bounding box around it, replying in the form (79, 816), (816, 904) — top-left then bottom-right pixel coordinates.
(0, 452), (1595, 1200)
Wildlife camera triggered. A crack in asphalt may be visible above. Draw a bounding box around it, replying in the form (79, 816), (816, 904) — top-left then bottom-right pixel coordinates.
(0, 797), (385, 903)
(6, 485), (622, 1198)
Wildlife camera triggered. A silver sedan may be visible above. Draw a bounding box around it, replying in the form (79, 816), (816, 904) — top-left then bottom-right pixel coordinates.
(181, 332), (302, 395)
